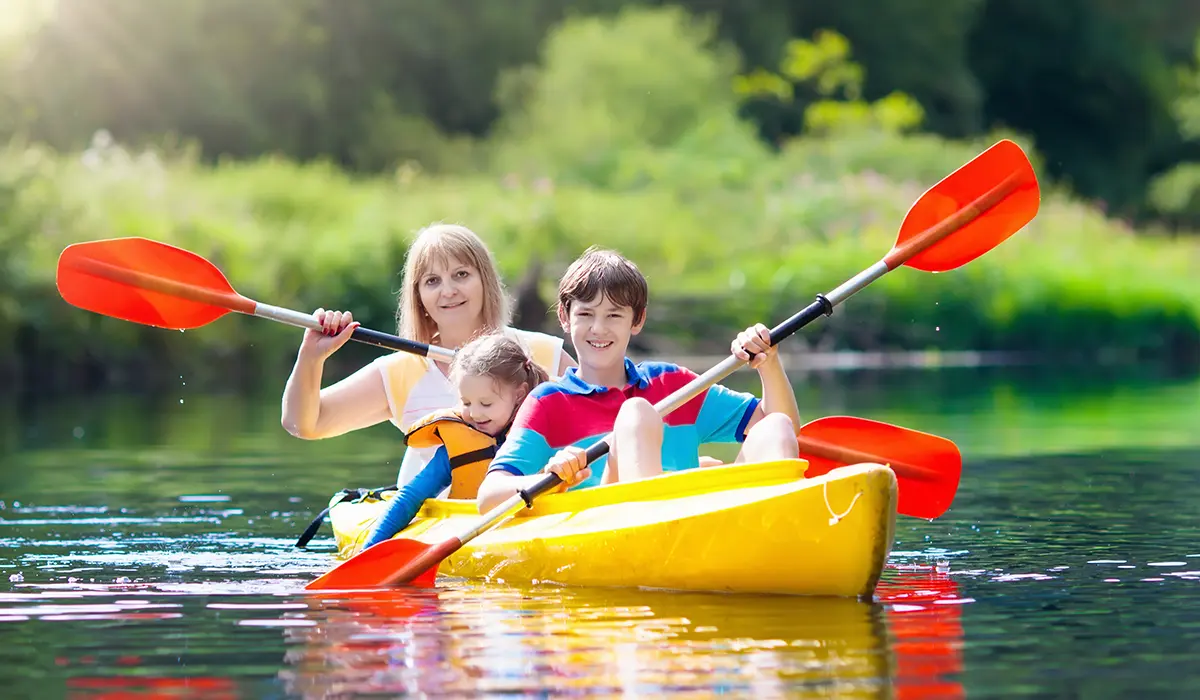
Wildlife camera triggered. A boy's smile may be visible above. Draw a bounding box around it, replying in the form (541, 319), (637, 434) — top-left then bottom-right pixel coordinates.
(563, 293), (644, 387)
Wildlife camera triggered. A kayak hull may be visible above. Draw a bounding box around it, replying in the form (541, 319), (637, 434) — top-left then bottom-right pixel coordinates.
(327, 459), (898, 598)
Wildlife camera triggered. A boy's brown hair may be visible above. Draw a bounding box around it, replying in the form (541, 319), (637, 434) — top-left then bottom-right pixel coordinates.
(556, 246), (649, 326)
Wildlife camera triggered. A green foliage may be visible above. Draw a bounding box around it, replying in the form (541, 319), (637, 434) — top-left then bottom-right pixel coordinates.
(1148, 36), (1200, 225)
(491, 6), (743, 187)
(0, 0), (1197, 220)
(734, 30), (925, 137)
(1, 7), (1199, 389)
(4, 127), (1199, 388)
(966, 0), (1182, 216)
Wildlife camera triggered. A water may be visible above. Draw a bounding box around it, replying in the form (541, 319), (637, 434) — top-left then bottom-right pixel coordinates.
(2, 366), (1200, 697)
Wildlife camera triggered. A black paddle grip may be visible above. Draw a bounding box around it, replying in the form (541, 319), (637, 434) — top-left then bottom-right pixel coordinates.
(768, 295), (833, 348)
(351, 326), (434, 356)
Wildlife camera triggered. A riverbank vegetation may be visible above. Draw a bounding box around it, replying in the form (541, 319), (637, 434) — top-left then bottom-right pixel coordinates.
(2, 8), (1198, 390)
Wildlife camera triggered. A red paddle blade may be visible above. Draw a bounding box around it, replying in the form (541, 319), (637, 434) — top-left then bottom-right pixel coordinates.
(887, 139), (1040, 273)
(306, 537), (441, 591)
(56, 237), (254, 329)
(798, 416), (962, 519)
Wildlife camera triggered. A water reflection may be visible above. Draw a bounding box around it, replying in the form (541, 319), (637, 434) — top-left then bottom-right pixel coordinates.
(279, 570), (964, 697)
(5, 367), (1200, 695)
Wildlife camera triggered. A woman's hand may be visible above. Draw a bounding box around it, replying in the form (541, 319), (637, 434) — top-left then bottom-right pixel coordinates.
(300, 308), (360, 361)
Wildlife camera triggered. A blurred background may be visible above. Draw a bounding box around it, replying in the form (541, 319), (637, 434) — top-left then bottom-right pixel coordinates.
(1, 0), (1199, 393)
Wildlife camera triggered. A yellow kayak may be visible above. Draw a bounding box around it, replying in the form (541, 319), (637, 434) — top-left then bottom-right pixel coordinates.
(327, 459), (898, 598)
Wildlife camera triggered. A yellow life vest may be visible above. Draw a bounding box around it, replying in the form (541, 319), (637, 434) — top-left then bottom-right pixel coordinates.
(403, 408), (498, 500)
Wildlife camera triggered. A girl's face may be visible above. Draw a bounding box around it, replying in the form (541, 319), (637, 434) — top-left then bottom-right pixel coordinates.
(457, 374), (527, 437)
(418, 256), (485, 340)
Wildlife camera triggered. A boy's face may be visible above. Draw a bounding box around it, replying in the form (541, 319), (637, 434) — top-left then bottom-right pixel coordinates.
(562, 293), (643, 375)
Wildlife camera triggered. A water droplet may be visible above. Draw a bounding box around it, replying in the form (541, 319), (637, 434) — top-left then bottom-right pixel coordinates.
(8, 573), (23, 583)
(72, 426), (85, 439)
(935, 326), (940, 332)
(179, 329), (185, 333)
(179, 399), (184, 404)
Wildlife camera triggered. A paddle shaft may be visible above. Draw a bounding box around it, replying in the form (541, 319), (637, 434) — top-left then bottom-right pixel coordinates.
(485, 169), (1023, 525)
(72, 256), (456, 362)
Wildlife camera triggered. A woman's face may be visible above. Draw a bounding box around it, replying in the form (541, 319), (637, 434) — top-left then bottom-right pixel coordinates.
(417, 256), (485, 339)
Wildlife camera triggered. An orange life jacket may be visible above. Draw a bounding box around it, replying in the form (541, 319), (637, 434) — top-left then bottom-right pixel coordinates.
(403, 409), (497, 499)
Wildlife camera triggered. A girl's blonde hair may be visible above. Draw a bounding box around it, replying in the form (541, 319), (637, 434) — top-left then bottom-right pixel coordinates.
(396, 223), (512, 345)
(450, 333), (550, 395)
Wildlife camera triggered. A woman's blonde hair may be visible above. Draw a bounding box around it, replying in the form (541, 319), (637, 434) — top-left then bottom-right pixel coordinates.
(396, 224), (511, 346)
(450, 333), (550, 395)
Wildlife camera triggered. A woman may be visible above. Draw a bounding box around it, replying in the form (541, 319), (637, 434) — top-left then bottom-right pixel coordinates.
(281, 223), (575, 487)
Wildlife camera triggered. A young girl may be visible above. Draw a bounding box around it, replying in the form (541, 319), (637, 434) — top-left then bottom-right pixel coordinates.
(361, 333), (549, 548)
(280, 223), (575, 488)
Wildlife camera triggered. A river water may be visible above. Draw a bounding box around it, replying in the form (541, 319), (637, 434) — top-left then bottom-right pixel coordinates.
(1, 365), (1198, 697)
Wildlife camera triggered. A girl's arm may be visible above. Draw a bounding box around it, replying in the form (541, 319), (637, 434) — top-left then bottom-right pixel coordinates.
(362, 451), (453, 548)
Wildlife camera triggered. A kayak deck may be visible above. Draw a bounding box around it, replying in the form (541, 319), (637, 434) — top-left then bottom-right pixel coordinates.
(328, 459), (898, 598)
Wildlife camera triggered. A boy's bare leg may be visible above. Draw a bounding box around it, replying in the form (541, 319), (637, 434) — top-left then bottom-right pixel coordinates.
(739, 413), (799, 462)
(606, 397), (665, 482)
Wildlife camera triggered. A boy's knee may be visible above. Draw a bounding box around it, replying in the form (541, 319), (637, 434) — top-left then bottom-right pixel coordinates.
(754, 412), (796, 438)
(746, 412), (799, 459)
(615, 397), (660, 429)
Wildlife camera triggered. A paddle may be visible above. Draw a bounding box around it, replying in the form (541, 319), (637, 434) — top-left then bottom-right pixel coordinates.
(796, 416), (960, 520)
(305, 138), (1039, 591)
(306, 415), (962, 590)
(55, 237), (456, 363)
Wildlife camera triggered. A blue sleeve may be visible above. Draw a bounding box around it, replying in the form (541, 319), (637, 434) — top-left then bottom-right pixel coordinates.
(487, 426), (554, 477)
(694, 383), (761, 444)
(363, 447), (452, 548)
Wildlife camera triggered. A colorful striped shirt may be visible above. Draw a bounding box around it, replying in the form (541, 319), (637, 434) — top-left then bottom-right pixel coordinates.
(488, 358), (760, 489)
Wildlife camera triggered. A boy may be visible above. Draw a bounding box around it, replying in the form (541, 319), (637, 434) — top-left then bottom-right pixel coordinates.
(476, 247), (801, 512)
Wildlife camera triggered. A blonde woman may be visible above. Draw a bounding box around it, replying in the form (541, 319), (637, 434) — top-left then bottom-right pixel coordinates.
(281, 224), (575, 486)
